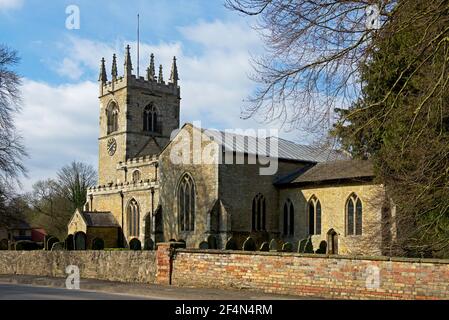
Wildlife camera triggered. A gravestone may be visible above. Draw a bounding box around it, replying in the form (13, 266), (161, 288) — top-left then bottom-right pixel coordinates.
(199, 241), (209, 249)
(315, 240), (327, 254)
(144, 238), (154, 250)
(0, 239), (8, 250)
(207, 235), (217, 249)
(74, 232), (87, 250)
(269, 239), (278, 252)
(259, 242), (269, 252)
(51, 242), (65, 251)
(282, 242), (293, 252)
(242, 237), (256, 251)
(92, 238), (105, 250)
(225, 237), (238, 250)
(46, 236), (59, 252)
(304, 237), (314, 253)
(298, 238), (307, 253)
(65, 235), (74, 250)
(129, 238), (142, 250)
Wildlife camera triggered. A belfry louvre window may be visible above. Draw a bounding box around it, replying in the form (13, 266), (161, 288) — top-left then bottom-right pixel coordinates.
(308, 196), (321, 235)
(127, 199), (140, 237)
(346, 193), (363, 235)
(143, 104), (161, 133)
(107, 102), (119, 134)
(252, 193), (266, 231)
(283, 199), (294, 236)
(178, 174), (195, 231)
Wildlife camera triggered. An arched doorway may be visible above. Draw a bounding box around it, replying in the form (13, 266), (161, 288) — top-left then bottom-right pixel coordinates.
(327, 229), (338, 255)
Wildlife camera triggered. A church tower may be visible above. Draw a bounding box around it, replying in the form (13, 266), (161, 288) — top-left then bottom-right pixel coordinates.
(97, 46), (180, 185)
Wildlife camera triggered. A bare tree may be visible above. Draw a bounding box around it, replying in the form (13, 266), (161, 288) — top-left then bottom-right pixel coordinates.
(56, 161), (97, 211)
(0, 44), (27, 184)
(225, 0), (398, 135)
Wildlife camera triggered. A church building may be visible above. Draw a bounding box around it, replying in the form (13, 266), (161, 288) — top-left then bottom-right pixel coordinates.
(68, 46), (395, 256)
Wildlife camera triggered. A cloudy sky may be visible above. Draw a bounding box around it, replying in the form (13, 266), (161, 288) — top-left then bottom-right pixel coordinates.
(1, 0), (310, 190)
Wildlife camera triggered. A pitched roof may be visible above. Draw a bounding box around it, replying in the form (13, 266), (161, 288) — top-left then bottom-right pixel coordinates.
(81, 211), (120, 227)
(201, 127), (349, 163)
(276, 159), (375, 185)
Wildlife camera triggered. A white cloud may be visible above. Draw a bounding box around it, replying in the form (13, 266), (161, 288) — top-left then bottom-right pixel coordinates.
(0, 0), (23, 11)
(16, 80), (98, 190)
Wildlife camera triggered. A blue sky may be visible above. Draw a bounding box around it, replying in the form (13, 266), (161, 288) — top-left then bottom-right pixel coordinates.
(1, 0), (310, 190)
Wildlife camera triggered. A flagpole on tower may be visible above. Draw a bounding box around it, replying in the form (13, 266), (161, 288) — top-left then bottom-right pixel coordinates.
(137, 13), (140, 78)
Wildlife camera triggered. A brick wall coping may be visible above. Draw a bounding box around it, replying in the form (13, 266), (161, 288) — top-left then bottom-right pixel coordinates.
(173, 248), (449, 265)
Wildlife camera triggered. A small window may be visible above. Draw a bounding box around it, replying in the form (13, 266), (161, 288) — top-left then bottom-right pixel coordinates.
(107, 102), (119, 134)
(283, 199), (294, 236)
(132, 170), (141, 183)
(346, 193), (362, 235)
(251, 193), (266, 231)
(308, 196), (322, 235)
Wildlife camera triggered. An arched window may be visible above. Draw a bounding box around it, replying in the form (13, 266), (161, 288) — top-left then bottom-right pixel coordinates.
(251, 193), (266, 231)
(132, 170), (141, 183)
(143, 104), (160, 133)
(346, 193), (362, 235)
(178, 174), (195, 231)
(283, 199), (295, 236)
(107, 102), (119, 134)
(127, 199), (140, 237)
(308, 196), (321, 235)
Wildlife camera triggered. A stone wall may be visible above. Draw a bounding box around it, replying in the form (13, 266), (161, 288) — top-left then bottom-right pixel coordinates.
(1, 245), (448, 300)
(167, 247), (449, 300)
(0, 251), (156, 284)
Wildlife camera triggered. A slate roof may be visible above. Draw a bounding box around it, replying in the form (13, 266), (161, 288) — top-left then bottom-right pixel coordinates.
(81, 211), (120, 227)
(202, 128), (349, 163)
(275, 159), (374, 185)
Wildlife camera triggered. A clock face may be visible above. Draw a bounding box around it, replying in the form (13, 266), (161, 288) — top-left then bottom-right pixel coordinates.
(107, 138), (117, 156)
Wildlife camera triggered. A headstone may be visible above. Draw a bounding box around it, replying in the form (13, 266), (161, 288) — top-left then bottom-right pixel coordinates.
(298, 238), (307, 253)
(74, 232), (87, 250)
(315, 240), (327, 254)
(199, 241), (209, 249)
(0, 239), (8, 250)
(269, 239), (278, 252)
(15, 240), (38, 251)
(129, 238), (142, 250)
(144, 238), (154, 250)
(282, 242), (293, 252)
(46, 236), (59, 252)
(92, 238), (105, 250)
(65, 235), (74, 250)
(304, 237), (314, 253)
(51, 242), (64, 251)
(225, 237), (238, 250)
(207, 235), (217, 249)
(259, 242), (269, 251)
(242, 237), (256, 251)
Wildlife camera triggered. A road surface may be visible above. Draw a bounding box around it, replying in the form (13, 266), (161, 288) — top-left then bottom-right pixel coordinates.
(0, 283), (153, 300)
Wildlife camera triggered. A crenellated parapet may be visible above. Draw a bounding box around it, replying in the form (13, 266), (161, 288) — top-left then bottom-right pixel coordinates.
(117, 155), (159, 169)
(88, 179), (158, 194)
(98, 45), (180, 97)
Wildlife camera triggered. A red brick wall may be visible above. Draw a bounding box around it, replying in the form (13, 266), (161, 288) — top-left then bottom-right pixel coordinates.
(165, 249), (449, 300)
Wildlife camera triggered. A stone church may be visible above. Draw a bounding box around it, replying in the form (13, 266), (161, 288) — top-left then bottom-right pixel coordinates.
(68, 46), (395, 255)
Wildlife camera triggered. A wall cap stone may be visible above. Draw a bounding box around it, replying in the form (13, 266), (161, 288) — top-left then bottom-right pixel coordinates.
(175, 248), (449, 264)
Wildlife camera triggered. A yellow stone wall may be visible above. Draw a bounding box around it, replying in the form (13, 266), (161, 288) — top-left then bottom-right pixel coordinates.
(279, 182), (387, 255)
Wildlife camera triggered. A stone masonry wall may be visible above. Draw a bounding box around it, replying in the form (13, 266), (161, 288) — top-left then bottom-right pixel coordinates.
(0, 251), (156, 284)
(170, 248), (449, 300)
(1, 245), (448, 299)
